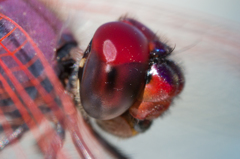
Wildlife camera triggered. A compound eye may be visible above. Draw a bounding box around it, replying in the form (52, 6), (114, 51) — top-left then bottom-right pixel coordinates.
(80, 22), (149, 120)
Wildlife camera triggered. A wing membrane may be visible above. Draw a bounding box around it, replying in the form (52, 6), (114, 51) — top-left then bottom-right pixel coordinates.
(0, 3), (95, 157)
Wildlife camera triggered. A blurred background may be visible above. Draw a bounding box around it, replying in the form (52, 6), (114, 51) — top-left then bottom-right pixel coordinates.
(155, 0), (240, 23)
(1, 0), (240, 158)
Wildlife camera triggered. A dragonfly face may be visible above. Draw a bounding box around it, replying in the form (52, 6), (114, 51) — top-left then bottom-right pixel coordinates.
(79, 17), (184, 137)
(0, 0), (184, 158)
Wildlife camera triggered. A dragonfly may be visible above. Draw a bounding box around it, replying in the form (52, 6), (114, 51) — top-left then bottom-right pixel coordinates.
(0, 0), (184, 158)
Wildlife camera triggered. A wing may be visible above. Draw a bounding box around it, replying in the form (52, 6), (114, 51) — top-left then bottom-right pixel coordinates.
(0, 0), (94, 158)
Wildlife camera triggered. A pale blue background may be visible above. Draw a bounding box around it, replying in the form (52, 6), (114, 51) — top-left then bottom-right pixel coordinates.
(157, 0), (240, 23)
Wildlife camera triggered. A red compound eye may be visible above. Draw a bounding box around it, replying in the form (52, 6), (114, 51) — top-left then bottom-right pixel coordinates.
(91, 22), (149, 65)
(80, 22), (149, 120)
(119, 17), (173, 57)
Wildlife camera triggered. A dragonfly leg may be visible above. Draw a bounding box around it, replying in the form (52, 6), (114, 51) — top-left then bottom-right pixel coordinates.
(0, 123), (28, 150)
